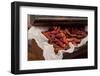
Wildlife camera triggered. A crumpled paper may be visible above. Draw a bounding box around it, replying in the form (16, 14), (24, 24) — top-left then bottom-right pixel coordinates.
(28, 26), (87, 60)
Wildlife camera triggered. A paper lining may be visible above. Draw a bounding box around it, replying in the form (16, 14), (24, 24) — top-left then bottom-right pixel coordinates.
(28, 26), (87, 60)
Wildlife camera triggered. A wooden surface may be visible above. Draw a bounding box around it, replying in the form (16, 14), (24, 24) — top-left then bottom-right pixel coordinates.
(63, 43), (88, 59)
(28, 39), (88, 61)
(28, 39), (44, 61)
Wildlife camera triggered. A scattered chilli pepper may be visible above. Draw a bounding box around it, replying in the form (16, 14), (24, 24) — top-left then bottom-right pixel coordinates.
(42, 26), (87, 52)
